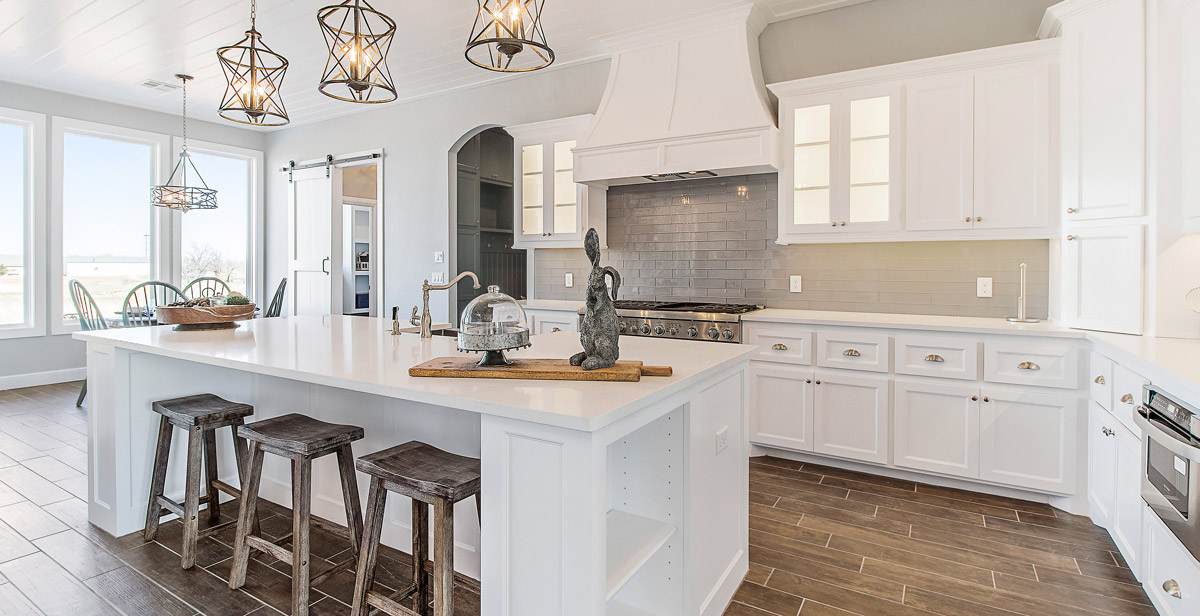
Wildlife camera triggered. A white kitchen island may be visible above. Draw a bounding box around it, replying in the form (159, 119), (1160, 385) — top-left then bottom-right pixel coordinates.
(74, 316), (755, 616)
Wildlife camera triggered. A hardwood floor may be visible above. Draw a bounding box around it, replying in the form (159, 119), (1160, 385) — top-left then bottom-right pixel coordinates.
(727, 456), (1156, 616)
(0, 382), (1157, 615)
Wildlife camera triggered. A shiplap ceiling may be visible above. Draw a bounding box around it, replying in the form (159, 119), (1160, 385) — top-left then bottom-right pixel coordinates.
(0, 0), (873, 131)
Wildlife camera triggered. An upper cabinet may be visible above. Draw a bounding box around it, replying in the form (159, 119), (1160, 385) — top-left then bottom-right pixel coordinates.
(783, 84), (903, 236)
(1050, 0), (1145, 222)
(770, 39), (1060, 244)
(509, 115), (607, 249)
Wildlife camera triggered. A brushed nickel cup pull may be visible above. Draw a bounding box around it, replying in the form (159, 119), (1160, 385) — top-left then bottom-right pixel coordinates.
(1094, 375), (1106, 385)
(1121, 393), (1135, 404)
(552, 328), (561, 332)
(1017, 361), (1040, 371)
(925, 354), (945, 363)
(1163, 579), (1181, 599)
(843, 349), (861, 357)
(772, 343), (788, 351)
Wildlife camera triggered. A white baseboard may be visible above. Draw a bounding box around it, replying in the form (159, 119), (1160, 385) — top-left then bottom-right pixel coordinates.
(0, 367), (87, 391)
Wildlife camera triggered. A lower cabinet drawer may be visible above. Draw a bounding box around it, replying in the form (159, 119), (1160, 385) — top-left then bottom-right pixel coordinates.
(744, 324), (814, 365)
(1145, 512), (1200, 616)
(895, 334), (979, 381)
(984, 341), (1080, 390)
(816, 331), (890, 373)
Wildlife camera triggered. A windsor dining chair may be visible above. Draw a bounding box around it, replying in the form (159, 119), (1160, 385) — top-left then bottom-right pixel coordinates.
(183, 276), (232, 299)
(122, 281), (185, 328)
(68, 279), (106, 407)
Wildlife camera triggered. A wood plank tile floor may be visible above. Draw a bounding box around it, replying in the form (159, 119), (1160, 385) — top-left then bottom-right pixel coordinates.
(0, 383), (1158, 615)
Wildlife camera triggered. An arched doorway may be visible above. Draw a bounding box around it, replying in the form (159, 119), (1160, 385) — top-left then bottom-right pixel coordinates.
(448, 126), (524, 325)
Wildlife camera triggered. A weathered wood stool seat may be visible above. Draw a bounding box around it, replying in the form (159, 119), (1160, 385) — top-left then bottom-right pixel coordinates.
(229, 413), (365, 616)
(145, 393), (255, 570)
(350, 441), (482, 616)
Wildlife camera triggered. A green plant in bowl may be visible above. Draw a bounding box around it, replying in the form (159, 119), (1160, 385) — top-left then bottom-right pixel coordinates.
(226, 294), (251, 306)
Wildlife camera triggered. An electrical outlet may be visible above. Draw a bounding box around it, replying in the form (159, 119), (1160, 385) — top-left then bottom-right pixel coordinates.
(977, 277), (993, 298)
(433, 251), (444, 263)
(565, 273), (573, 288)
(431, 272), (445, 284)
(790, 275), (803, 293)
(715, 426), (729, 454)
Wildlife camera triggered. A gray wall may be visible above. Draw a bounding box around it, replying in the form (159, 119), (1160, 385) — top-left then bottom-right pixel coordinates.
(534, 175), (1049, 319)
(759, 0), (1059, 83)
(262, 61), (610, 325)
(0, 80), (265, 382)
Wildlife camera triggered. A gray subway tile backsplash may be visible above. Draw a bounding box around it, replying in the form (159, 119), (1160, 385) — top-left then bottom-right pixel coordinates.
(533, 174), (1050, 319)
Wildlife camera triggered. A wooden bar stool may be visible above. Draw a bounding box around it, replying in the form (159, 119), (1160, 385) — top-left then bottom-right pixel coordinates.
(350, 441), (481, 616)
(228, 413), (365, 616)
(145, 393), (255, 569)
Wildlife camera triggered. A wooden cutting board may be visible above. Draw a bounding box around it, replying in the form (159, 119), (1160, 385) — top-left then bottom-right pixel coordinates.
(409, 358), (673, 382)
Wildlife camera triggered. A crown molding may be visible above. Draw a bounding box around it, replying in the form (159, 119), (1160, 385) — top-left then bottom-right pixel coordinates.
(1037, 0), (1124, 39)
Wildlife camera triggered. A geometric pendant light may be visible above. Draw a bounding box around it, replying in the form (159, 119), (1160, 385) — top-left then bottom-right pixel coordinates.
(151, 75), (217, 212)
(217, 0), (290, 126)
(466, 0), (554, 73)
(317, 0), (398, 104)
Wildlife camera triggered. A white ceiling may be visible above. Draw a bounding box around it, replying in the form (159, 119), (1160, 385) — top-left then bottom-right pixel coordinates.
(0, 0), (872, 131)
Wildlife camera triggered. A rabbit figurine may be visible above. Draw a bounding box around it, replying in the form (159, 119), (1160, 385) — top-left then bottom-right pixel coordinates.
(570, 228), (621, 371)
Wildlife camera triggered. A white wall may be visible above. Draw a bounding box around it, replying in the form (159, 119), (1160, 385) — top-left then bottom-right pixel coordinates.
(263, 61), (610, 324)
(0, 80), (264, 384)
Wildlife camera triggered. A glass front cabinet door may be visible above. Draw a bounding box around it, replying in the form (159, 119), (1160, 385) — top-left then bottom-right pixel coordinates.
(779, 85), (903, 240)
(510, 115), (604, 249)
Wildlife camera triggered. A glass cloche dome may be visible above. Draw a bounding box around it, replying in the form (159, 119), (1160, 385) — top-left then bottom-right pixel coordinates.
(458, 285), (531, 366)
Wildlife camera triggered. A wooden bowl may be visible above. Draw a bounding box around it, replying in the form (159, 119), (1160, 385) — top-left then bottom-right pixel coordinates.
(155, 304), (256, 331)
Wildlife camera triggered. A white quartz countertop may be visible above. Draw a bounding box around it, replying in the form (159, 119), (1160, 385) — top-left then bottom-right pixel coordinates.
(744, 308), (1084, 338)
(73, 316), (755, 432)
(519, 299), (585, 313)
(1088, 331), (1200, 400)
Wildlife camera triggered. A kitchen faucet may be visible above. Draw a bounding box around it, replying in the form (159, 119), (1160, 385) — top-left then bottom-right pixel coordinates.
(411, 272), (481, 338)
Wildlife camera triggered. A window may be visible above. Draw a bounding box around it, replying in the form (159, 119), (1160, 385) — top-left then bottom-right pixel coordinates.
(52, 119), (167, 332)
(178, 142), (260, 298)
(0, 107), (45, 338)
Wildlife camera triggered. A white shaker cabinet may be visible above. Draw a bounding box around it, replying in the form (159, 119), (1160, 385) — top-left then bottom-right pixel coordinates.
(1087, 401), (1119, 528)
(749, 363), (815, 452)
(893, 379), (980, 478)
(1054, 0), (1146, 222)
(1112, 421), (1144, 576)
(977, 388), (1078, 494)
(524, 308), (580, 334)
(1061, 224), (1145, 334)
(905, 72), (974, 231)
(812, 372), (891, 465)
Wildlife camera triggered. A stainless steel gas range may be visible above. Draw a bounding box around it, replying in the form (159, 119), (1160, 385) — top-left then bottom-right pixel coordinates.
(613, 301), (764, 343)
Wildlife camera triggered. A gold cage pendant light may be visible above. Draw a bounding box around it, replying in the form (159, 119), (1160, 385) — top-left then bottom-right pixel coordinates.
(217, 0), (290, 126)
(151, 75), (217, 212)
(317, 0), (398, 103)
(466, 0), (554, 73)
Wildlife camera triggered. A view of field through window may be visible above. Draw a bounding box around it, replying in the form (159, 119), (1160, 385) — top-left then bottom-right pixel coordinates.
(181, 151), (250, 298)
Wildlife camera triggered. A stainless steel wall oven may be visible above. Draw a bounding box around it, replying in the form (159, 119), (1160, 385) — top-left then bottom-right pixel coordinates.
(1136, 385), (1200, 560)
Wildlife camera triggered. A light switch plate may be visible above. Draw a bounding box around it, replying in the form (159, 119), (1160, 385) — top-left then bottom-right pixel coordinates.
(977, 277), (993, 298)
(790, 276), (803, 293)
(433, 251), (444, 263)
(431, 272), (445, 284)
(565, 273), (573, 288)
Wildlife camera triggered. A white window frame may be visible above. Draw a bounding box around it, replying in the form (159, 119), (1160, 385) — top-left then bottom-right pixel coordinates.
(168, 138), (265, 304)
(0, 107), (47, 340)
(50, 117), (170, 334)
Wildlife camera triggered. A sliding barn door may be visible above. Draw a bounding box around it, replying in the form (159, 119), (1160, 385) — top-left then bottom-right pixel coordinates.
(287, 166), (343, 316)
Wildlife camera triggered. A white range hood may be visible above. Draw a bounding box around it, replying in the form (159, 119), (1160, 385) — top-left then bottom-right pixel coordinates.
(573, 4), (781, 187)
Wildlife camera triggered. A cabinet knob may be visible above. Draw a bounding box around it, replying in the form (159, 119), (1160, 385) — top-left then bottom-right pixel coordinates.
(843, 349), (861, 357)
(552, 328), (561, 333)
(983, 396), (991, 402)
(965, 217), (971, 223)
(805, 379), (813, 384)
(840, 221), (847, 226)
(772, 343), (788, 351)
(975, 216), (982, 222)
(1017, 361), (1040, 371)
(814, 379), (822, 385)
(831, 222), (838, 227)
(1094, 375), (1105, 385)
(1067, 208), (1078, 214)
(971, 395), (978, 401)
(1066, 235), (1077, 241)
(1163, 579), (1182, 599)
(1121, 393), (1135, 404)
(1102, 427), (1115, 437)
(924, 354), (945, 363)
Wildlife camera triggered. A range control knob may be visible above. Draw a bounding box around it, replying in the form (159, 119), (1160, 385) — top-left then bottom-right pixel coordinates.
(687, 326), (699, 338)
(722, 329), (735, 340)
(654, 325), (665, 336)
(640, 323), (651, 335)
(618, 322), (627, 333)
(707, 327), (720, 340)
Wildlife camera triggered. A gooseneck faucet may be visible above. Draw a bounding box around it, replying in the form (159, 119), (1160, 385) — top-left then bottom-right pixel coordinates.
(411, 271), (481, 338)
